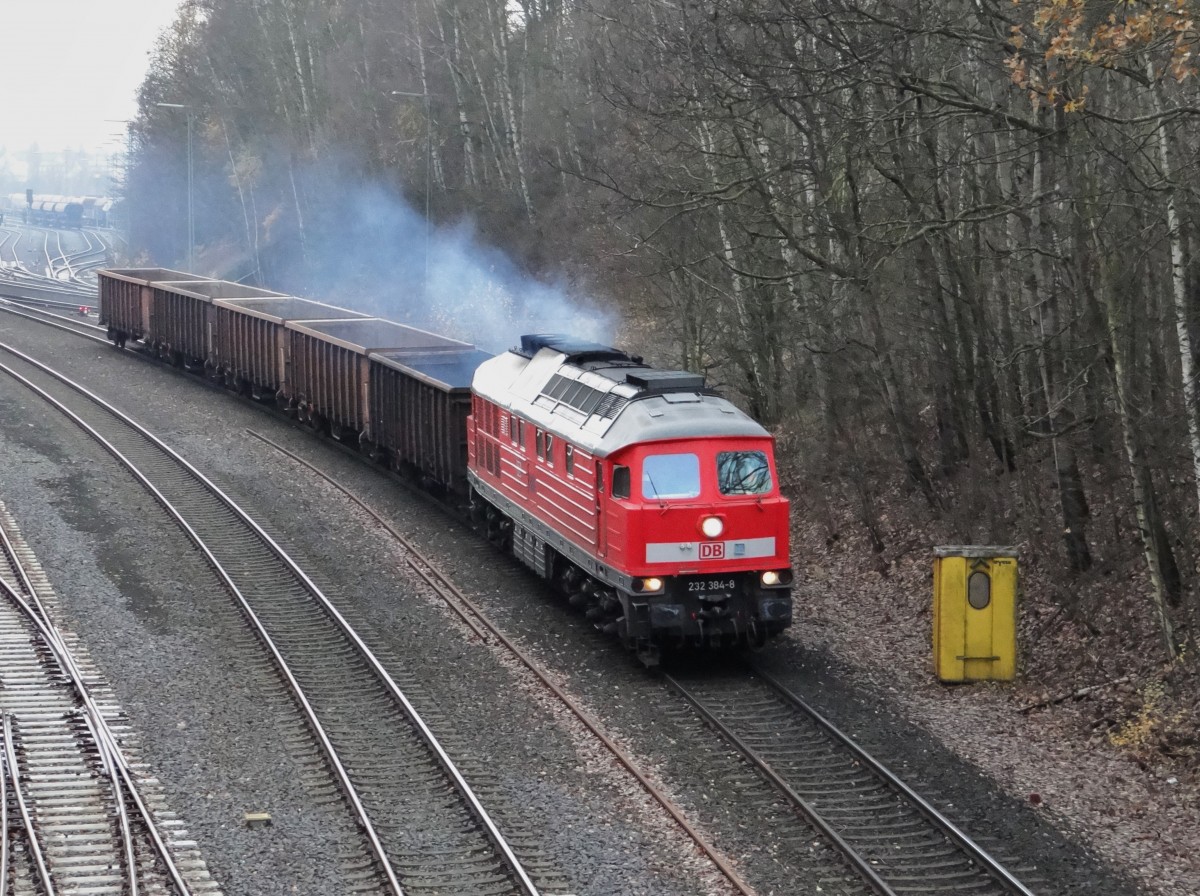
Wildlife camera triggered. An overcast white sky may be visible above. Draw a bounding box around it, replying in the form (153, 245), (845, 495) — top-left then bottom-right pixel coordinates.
(1, 1), (183, 156)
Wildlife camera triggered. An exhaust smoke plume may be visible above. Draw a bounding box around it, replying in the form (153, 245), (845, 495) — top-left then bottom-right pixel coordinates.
(274, 180), (617, 355)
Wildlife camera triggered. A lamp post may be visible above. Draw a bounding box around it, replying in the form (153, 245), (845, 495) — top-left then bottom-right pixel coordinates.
(104, 120), (133, 243)
(390, 90), (431, 298)
(156, 102), (193, 271)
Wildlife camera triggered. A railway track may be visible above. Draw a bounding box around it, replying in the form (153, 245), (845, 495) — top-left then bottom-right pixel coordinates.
(0, 503), (218, 895)
(0, 224), (109, 292)
(666, 665), (1040, 896)
(0, 340), (556, 896)
(0, 297), (104, 334)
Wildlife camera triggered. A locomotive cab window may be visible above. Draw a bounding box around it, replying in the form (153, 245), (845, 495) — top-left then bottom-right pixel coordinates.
(536, 429), (544, 459)
(545, 433), (555, 466)
(612, 465), (630, 499)
(565, 444), (575, 476)
(717, 450), (773, 496)
(643, 453), (701, 500)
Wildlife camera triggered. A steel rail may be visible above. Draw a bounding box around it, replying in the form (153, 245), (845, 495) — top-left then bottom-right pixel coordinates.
(81, 711), (140, 896)
(664, 674), (897, 895)
(245, 430), (760, 896)
(752, 665), (1037, 896)
(0, 709), (8, 896)
(0, 343), (544, 896)
(2, 713), (58, 896)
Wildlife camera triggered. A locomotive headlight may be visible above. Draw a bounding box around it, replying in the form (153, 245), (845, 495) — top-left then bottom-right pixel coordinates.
(700, 516), (724, 539)
(761, 570), (781, 586)
(760, 569), (794, 587)
(634, 577), (664, 594)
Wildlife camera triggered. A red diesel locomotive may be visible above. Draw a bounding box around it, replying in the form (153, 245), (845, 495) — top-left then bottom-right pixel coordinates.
(98, 271), (794, 664)
(468, 335), (793, 664)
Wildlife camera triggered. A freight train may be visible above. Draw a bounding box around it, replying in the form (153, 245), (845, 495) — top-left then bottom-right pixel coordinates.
(4, 194), (115, 228)
(98, 268), (794, 664)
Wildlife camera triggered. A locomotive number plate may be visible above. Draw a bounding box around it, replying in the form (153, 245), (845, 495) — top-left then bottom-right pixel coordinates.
(687, 578), (737, 594)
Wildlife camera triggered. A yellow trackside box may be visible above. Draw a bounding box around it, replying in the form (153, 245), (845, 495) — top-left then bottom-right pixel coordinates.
(933, 546), (1018, 682)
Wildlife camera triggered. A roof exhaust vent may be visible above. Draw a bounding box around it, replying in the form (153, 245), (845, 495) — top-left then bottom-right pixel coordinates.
(518, 333), (630, 364)
(625, 370), (706, 394)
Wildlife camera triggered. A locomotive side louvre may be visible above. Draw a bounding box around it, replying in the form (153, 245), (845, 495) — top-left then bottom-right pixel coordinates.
(468, 395), (604, 549)
(472, 397), (602, 551)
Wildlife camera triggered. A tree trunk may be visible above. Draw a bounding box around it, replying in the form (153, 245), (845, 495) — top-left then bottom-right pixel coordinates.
(1150, 63), (1200, 526)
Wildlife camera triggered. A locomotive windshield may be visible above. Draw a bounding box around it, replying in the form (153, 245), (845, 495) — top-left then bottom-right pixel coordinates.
(642, 453), (701, 499)
(717, 450), (773, 496)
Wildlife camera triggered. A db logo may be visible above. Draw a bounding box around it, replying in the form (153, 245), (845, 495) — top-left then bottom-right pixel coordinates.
(699, 542), (726, 560)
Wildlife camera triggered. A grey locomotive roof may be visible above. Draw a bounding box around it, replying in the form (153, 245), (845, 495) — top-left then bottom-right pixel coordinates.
(155, 280), (290, 301)
(373, 348), (495, 391)
(286, 317), (472, 355)
(473, 346), (768, 457)
(213, 296), (370, 324)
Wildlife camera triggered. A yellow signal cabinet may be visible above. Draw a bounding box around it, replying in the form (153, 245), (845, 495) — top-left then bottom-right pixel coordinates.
(933, 546), (1018, 682)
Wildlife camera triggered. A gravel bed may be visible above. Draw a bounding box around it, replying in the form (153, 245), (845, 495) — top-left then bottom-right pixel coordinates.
(0, 383), (355, 895)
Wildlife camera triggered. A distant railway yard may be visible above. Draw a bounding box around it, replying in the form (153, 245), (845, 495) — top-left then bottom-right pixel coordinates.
(0, 224), (1159, 895)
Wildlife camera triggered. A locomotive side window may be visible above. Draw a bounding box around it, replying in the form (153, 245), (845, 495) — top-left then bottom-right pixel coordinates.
(717, 450), (773, 495)
(643, 454), (701, 499)
(536, 429), (544, 459)
(515, 418), (525, 449)
(565, 444), (575, 476)
(613, 465), (630, 499)
(545, 434), (555, 466)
